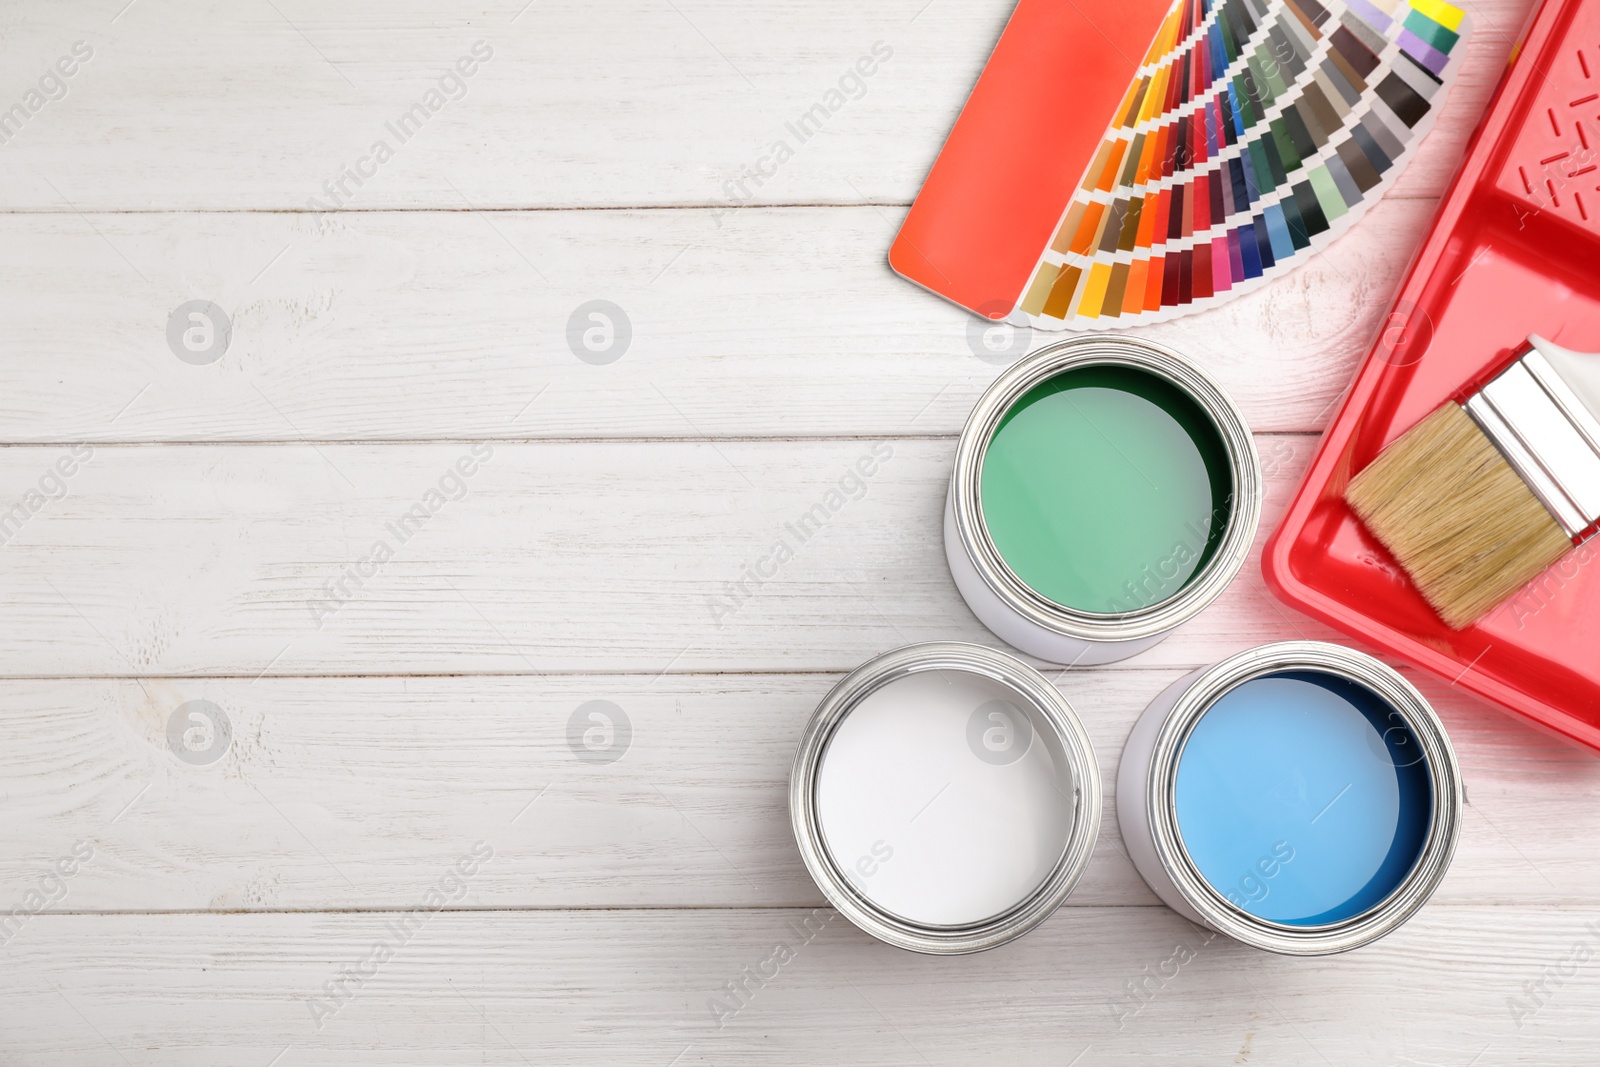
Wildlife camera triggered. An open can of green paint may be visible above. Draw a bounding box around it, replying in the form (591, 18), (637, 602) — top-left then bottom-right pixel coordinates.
(1117, 641), (1462, 955)
(946, 335), (1261, 665)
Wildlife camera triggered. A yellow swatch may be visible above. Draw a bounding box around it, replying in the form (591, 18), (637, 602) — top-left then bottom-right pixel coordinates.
(1076, 263), (1114, 318)
(1409, 0), (1464, 32)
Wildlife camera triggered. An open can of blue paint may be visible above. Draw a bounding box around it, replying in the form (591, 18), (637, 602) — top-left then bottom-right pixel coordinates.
(945, 335), (1262, 666)
(1117, 641), (1462, 955)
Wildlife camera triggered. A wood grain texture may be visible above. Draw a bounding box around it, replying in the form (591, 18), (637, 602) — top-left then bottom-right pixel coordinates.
(0, 200), (1426, 441)
(0, 435), (1345, 676)
(3, 906), (1598, 1065)
(0, 0), (1524, 211)
(4, 0), (1593, 1059)
(0, 668), (1594, 913)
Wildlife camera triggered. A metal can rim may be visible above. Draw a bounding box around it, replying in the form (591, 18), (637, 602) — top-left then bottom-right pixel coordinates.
(951, 334), (1262, 643)
(1143, 640), (1462, 956)
(788, 641), (1102, 954)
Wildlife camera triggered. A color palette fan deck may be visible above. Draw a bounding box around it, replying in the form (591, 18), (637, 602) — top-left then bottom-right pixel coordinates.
(890, 0), (1469, 330)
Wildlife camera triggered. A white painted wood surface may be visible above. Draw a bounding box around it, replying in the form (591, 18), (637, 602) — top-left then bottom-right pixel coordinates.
(0, 203), (1424, 439)
(5, 0), (1600, 1062)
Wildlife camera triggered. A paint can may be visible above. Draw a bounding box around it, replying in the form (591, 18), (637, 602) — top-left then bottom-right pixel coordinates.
(945, 335), (1261, 665)
(789, 641), (1101, 954)
(1117, 640), (1462, 955)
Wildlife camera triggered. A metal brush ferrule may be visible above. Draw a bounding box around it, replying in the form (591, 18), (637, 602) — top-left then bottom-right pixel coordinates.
(1462, 345), (1600, 540)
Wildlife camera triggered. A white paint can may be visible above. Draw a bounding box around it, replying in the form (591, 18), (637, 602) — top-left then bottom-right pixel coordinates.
(790, 642), (1101, 953)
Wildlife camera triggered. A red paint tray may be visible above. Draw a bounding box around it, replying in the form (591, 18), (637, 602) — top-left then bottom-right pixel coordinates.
(1265, 0), (1600, 750)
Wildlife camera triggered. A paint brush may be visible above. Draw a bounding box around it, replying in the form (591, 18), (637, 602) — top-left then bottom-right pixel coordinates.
(1345, 335), (1600, 629)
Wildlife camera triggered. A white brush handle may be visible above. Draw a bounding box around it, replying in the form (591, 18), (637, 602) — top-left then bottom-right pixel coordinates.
(1466, 335), (1600, 537)
(1529, 335), (1600, 421)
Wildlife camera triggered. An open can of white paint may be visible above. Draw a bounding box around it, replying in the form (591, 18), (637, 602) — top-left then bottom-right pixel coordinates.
(1117, 640), (1462, 955)
(945, 335), (1261, 666)
(789, 641), (1101, 954)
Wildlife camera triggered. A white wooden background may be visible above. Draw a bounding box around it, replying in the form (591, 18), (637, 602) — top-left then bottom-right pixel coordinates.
(2, 0), (1597, 1062)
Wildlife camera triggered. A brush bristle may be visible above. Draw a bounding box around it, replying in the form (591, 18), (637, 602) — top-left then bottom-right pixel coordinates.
(1345, 403), (1574, 629)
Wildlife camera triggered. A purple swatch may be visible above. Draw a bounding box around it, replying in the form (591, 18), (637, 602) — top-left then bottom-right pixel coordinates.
(1398, 28), (1449, 75)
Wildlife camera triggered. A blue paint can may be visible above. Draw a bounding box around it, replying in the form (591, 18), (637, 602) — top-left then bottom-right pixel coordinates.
(1117, 641), (1462, 954)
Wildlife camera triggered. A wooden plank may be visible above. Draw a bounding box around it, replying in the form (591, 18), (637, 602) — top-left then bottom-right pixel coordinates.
(0, 199), (1430, 441)
(1, 906), (1595, 1064)
(0, 0), (1525, 211)
(0, 435), (1347, 676)
(0, 668), (1594, 913)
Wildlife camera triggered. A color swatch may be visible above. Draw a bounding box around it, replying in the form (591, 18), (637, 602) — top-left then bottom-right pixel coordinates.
(1016, 0), (1468, 329)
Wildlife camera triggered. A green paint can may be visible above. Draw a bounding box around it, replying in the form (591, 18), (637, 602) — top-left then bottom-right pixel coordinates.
(945, 336), (1261, 665)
